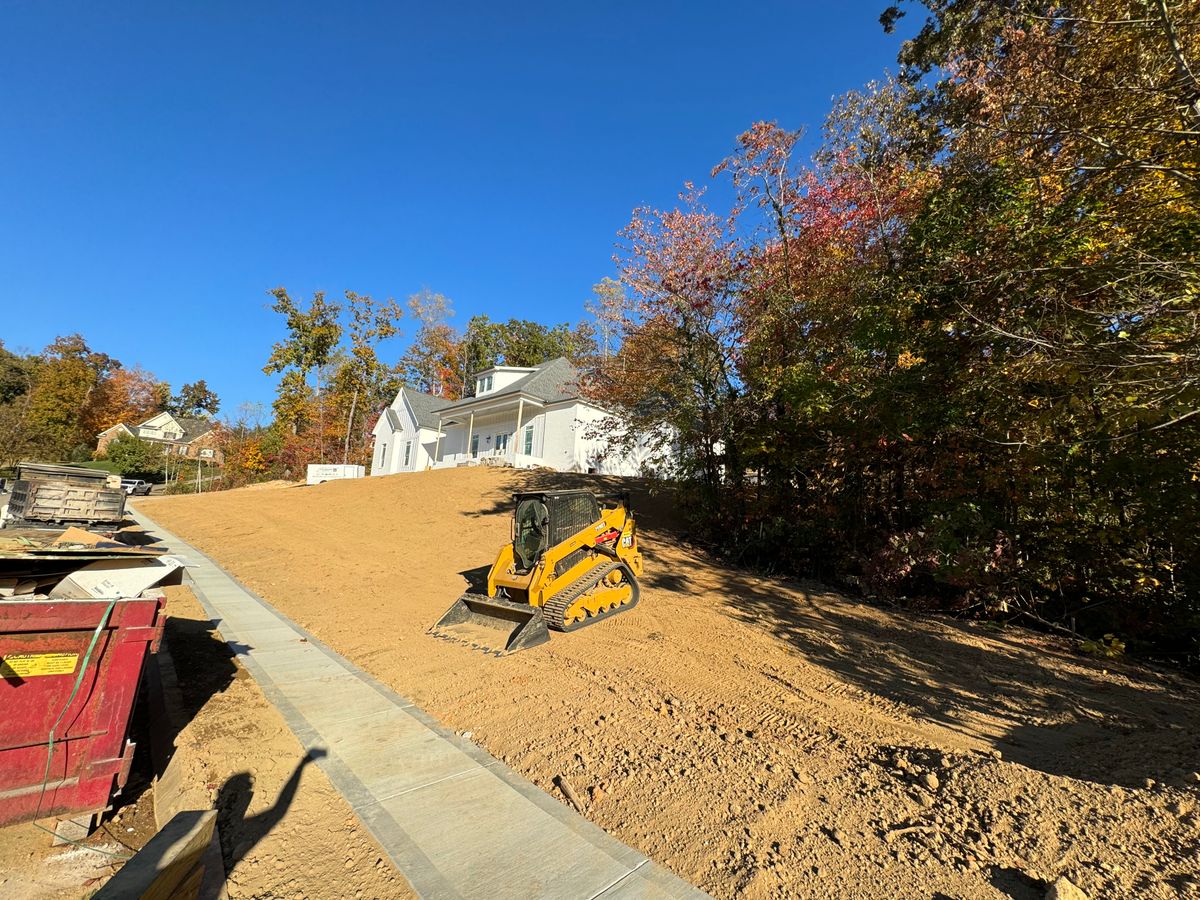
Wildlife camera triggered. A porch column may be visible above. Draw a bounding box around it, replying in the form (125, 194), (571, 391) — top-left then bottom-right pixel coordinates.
(434, 417), (443, 463)
(466, 412), (474, 458)
(513, 398), (524, 461)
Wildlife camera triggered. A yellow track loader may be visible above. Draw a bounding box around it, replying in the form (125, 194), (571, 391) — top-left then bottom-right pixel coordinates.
(432, 490), (643, 654)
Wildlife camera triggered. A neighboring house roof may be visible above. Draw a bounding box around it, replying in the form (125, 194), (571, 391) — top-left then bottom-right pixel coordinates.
(97, 422), (134, 437)
(171, 416), (215, 442)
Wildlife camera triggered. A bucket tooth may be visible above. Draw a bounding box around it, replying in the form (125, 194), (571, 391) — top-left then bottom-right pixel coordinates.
(431, 593), (550, 655)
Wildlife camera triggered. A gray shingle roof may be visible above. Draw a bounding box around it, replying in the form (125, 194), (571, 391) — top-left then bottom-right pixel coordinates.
(481, 357), (580, 404)
(175, 416), (215, 442)
(389, 359), (584, 431)
(401, 390), (452, 428)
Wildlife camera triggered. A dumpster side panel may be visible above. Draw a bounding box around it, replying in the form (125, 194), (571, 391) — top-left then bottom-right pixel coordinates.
(6, 480), (127, 527)
(0, 597), (164, 826)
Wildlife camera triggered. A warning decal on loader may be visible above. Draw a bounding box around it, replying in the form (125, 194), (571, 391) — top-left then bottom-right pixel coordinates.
(0, 653), (79, 678)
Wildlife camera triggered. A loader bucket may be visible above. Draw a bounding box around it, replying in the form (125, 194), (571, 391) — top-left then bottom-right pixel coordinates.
(431, 593), (551, 655)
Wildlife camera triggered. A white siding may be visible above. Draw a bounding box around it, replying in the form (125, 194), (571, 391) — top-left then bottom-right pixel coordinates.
(370, 426), (390, 475)
(433, 410), (544, 463)
(371, 392), (442, 475)
(371, 385), (673, 475)
(548, 402), (661, 476)
(541, 405), (581, 470)
(473, 367), (536, 396)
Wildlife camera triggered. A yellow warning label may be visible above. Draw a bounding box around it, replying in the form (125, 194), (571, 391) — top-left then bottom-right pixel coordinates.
(0, 653), (79, 678)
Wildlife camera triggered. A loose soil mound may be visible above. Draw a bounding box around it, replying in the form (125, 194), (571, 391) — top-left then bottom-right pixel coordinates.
(139, 469), (1200, 899)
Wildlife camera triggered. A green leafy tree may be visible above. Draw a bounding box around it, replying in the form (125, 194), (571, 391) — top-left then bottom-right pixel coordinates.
(398, 289), (460, 398)
(336, 290), (403, 463)
(24, 335), (118, 460)
(263, 288), (343, 451)
(171, 380), (221, 417)
(103, 433), (162, 475)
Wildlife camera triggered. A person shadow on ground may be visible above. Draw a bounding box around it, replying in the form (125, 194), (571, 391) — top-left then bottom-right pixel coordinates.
(216, 747), (327, 871)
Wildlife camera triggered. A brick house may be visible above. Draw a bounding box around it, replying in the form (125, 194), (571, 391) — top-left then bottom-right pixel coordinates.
(97, 411), (224, 465)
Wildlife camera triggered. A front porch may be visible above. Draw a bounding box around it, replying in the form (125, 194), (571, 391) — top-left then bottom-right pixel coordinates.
(429, 394), (544, 468)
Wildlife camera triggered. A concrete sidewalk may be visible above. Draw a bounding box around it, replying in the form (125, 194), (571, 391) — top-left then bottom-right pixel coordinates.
(130, 506), (706, 900)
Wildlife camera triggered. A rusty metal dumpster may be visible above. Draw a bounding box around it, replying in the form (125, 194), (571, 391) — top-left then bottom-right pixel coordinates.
(4, 463), (126, 530)
(0, 594), (164, 827)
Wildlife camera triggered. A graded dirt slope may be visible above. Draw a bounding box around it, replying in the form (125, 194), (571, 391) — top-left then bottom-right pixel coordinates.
(139, 469), (1200, 899)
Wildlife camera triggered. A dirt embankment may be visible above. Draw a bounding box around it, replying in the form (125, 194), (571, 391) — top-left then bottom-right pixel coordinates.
(140, 469), (1200, 899)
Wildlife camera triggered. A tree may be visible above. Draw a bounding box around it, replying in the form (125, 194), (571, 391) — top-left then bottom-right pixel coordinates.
(398, 289), (460, 398)
(86, 366), (168, 435)
(263, 288), (343, 449)
(336, 290), (403, 464)
(591, 185), (744, 506)
(0, 342), (39, 466)
(171, 380), (221, 417)
(103, 433), (161, 475)
(24, 335), (118, 459)
(500, 319), (596, 368)
(590, 0), (1199, 656)
(585, 278), (629, 360)
(0, 341), (36, 406)
(458, 315), (506, 393)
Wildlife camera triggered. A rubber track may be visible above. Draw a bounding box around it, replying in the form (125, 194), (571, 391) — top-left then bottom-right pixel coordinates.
(542, 559), (639, 632)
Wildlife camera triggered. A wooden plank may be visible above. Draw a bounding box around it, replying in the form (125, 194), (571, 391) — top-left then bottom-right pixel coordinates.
(93, 809), (218, 900)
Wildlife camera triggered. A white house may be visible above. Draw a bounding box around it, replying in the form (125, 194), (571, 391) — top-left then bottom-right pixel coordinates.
(370, 357), (659, 476)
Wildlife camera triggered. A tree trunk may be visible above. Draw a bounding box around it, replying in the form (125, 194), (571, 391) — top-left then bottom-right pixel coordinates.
(343, 387), (359, 465)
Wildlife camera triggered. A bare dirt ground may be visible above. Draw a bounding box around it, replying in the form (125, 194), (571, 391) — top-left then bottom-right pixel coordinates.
(0, 586), (410, 900)
(139, 469), (1200, 899)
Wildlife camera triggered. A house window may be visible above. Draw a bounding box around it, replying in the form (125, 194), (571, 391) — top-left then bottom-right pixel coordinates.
(403, 441), (412, 467)
(199, 448), (214, 459)
(177, 445), (188, 455)
(495, 433), (509, 453)
(523, 425), (533, 455)
(380, 442), (387, 465)
(470, 434), (480, 456)
(477, 375), (493, 394)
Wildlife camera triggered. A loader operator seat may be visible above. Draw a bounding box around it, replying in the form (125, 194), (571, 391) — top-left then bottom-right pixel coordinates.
(514, 498), (550, 572)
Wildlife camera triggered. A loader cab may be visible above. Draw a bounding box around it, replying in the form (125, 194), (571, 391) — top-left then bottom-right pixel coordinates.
(511, 490), (601, 574)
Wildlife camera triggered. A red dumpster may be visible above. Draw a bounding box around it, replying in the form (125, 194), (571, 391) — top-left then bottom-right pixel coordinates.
(0, 595), (164, 827)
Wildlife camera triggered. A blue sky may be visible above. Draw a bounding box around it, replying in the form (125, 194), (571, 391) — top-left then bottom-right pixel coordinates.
(1, 1), (914, 412)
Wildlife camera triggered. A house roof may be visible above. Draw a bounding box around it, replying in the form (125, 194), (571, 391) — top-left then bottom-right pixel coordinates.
(99, 413), (214, 442)
(384, 359), (585, 433)
(173, 416), (215, 442)
(442, 357), (580, 411)
(137, 412), (214, 442)
(402, 389), (453, 429)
